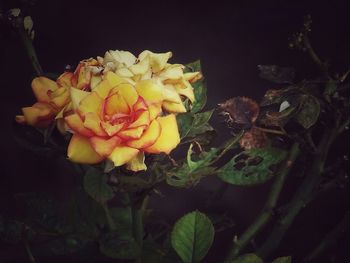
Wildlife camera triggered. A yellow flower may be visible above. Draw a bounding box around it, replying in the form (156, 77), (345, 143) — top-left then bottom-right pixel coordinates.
(101, 50), (202, 113)
(16, 76), (70, 127)
(16, 59), (104, 129)
(64, 71), (180, 171)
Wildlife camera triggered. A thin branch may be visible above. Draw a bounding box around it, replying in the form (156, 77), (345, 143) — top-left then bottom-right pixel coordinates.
(255, 126), (287, 136)
(257, 120), (340, 259)
(225, 142), (300, 260)
(24, 240), (37, 263)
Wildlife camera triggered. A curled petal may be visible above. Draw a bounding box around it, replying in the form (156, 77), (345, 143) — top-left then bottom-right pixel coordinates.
(108, 146), (139, 166)
(105, 71), (128, 87)
(67, 134), (104, 164)
(144, 114), (180, 154)
(148, 103), (162, 120)
(104, 50), (137, 68)
(158, 64), (184, 80)
(49, 87), (70, 109)
(78, 92), (103, 117)
(135, 80), (163, 104)
(32, 77), (58, 102)
(127, 119), (161, 149)
(184, 71), (202, 83)
(128, 110), (150, 129)
(101, 122), (125, 136)
(89, 136), (121, 157)
(65, 113), (94, 137)
(162, 101), (186, 113)
(83, 112), (107, 137)
(118, 126), (145, 140)
(175, 82), (195, 102)
(104, 92), (130, 116)
(162, 84), (182, 103)
(129, 56), (150, 75)
(57, 72), (73, 88)
(111, 83), (138, 107)
(139, 50), (172, 73)
(22, 103), (54, 127)
(93, 79), (113, 99)
(126, 152), (147, 171)
(70, 87), (90, 110)
(115, 67), (134, 78)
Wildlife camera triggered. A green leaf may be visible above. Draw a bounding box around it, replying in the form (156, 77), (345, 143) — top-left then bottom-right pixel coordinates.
(171, 211), (214, 263)
(99, 231), (140, 260)
(271, 256), (292, 263)
(110, 207), (132, 236)
(191, 80), (207, 113)
(218, 147), (287, 185)
(225, 253), (263, 263)
(83, 167), (113, 204)
(177, 113), (194, 139)
(294, 95), (320, 129)
(184, 60), (202, 73)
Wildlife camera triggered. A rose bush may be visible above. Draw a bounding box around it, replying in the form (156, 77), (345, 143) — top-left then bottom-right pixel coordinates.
(65, 71), (180, 171)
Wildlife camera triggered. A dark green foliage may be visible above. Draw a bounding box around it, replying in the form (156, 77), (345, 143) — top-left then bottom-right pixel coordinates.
(171, 211), (214, 263)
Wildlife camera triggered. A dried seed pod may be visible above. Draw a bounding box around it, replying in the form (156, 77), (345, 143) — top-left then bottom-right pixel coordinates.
(218, 97), (260, 129)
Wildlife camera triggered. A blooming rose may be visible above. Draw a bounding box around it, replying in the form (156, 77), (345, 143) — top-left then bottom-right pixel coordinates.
(100, 50), (202, 113)
(64, 71), (180, 171)
(16, 59), (104, 129)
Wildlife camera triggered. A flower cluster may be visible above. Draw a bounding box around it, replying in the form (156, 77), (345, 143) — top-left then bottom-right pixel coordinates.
(16, 50), (201, 171)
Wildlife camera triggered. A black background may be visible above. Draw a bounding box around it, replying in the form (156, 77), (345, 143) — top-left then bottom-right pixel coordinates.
(1, 0), (350, 262)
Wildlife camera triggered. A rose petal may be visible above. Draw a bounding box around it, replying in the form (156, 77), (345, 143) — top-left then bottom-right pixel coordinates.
(128, 110), (150, 129)
(57, 72), (73, 88)
(101, 122), (125, 136)
(144, 114), (180, 154)
(84, 112), (107, 137)
(162, 101), (186, 113)
(110, 83), (138, 107)
(70, 87), (90, 110)
(32, 77), (58, 102)
(67, 134), (104, 164)
(127, 119), (161, 149)
(89, 136), (121, 157)
(78, 91), (103, 117)
(126, 152), (147, 171)
(108, 146), (139, 166)
(104, 92), (130, 116)
(65, 113), (94, 137)
(118, 126), (145, 140)
(135, 80), (163, 104)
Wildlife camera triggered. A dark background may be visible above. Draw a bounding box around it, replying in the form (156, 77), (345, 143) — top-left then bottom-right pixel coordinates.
(1, 0), (350, 262)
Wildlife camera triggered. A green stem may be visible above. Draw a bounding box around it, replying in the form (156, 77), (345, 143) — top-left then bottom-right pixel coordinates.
(225, 142), (300, 260)
(24, 240), (36, 263)
(103, 204), (116, 231)
(257, 123), (339, 259)
(301, 209), (350, 263)
(18, 23), (43, 76)
(131, 195), (148, 263)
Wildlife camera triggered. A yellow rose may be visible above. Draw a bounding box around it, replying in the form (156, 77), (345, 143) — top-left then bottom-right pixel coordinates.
(16, 76), (70, 127)
(16, 59), (104, 129)
(102, 50), (202, 113)
(64, 71), (180, 171)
